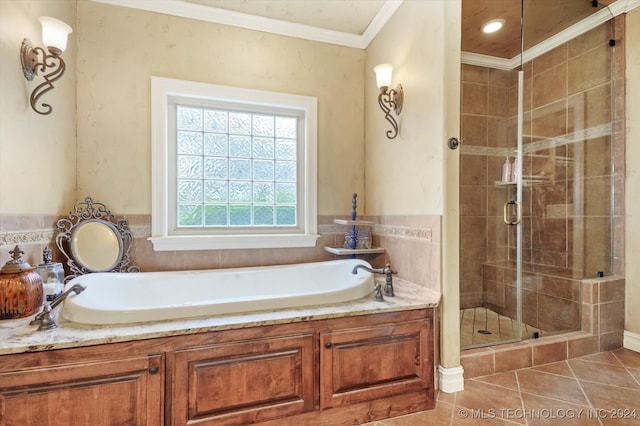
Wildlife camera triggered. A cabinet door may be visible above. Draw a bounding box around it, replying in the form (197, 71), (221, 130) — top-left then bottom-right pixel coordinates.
(320, 319), (432, 409)
(171, 334), (314, 426)
(0, 354), (163, 426)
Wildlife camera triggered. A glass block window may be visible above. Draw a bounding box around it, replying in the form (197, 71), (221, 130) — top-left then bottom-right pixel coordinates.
(175, 106), (298, 228)
(150, 77), (318, 251)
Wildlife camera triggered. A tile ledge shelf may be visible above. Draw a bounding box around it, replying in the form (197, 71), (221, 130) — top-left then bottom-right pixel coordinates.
(323, 246), (385, 255)
(333, 219), (376, 226)
(327, 218), (382, 255)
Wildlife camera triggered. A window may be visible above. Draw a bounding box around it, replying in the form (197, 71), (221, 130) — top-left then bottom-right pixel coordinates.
(150, 77), (318, 251)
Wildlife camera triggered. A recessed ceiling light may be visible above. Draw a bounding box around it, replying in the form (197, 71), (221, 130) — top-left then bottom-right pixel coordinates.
(483, 19), (505, 34)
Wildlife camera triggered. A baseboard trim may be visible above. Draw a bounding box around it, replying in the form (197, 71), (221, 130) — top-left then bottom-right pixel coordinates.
(623, 331), (640, 353)
(438, 365), (464, 393)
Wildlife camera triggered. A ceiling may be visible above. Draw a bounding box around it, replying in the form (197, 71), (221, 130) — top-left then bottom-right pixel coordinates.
(462, 0), (616, 59)
(96, 0), (625, 56)
(183, 0), (387, 35)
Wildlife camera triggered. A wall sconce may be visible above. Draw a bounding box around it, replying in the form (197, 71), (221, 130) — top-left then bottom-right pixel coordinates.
(20, 16), (73, 115)
(374, 64), (403, 139)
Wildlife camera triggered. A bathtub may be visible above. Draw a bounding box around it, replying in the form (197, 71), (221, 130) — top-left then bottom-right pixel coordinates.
(61, 259), (375, 325)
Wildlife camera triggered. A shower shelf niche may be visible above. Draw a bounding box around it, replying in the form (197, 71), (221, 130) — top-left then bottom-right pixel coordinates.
(494, 175), (550, 187)
(323, 219), (385, 256)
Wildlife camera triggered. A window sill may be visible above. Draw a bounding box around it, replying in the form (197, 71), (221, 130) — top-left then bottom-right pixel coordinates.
(148, 234), (320, 251)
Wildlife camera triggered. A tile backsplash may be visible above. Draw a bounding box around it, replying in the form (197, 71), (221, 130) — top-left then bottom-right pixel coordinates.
(0, 213), (441, 293)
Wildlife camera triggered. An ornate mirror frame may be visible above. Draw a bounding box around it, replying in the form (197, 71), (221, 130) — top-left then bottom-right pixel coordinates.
(56, 196), (139, 282)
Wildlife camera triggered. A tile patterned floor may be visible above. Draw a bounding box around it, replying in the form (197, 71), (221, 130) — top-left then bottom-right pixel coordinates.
(362, 348), (640, 425)
(461, 307), (540, 348)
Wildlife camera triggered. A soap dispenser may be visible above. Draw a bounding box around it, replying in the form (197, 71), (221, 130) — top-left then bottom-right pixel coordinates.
(511, 156), (519, 183)
(501, 157), (512, 183)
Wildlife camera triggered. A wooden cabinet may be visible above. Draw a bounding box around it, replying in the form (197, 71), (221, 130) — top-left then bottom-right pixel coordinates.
(320, 319), (433, 409)
(0, 354), (163, 426)
(170, 334), (315, 426)
(0, 309), (435, 426)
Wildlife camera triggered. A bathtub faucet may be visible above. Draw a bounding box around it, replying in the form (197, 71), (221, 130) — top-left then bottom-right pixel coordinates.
(352, 263), (398, 301)
(30, 284), (86, 331)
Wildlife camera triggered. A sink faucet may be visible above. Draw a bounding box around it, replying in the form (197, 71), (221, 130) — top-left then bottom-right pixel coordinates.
(30, 284), (86, 331)
(352, 263), (398, 301)
(380, 263), (398, 297)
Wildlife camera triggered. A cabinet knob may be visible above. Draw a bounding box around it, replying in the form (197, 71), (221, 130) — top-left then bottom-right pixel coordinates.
(325, 342), (332, 349)
(149, 366), (159, 374)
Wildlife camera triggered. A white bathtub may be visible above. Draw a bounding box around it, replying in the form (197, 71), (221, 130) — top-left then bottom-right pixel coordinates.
(61, 259), (375, 325)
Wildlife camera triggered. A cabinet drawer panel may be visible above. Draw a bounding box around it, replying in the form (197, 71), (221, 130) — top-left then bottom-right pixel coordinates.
(320, 320), (432, 408)
(192, 349), (303, 413)
(0, 355), (162, 426)
(173, 334), (314, 425)
(333, 335), (421, 392)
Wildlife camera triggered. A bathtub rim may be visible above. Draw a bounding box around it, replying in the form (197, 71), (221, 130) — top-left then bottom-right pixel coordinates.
(61, 259), (377, 325)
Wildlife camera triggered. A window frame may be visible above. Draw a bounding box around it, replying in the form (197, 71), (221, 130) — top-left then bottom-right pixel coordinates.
(150, 77), (318, 251)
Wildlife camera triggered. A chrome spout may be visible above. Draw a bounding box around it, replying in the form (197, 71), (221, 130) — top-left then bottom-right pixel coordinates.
(352, 263), (398, 301)
(352, 264), (384, 275)
(30, 283), (86, 330)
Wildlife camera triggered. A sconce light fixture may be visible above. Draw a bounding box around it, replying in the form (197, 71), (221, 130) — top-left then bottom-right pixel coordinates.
(20, 16), (73, 115)
(374, 64), (403, 139)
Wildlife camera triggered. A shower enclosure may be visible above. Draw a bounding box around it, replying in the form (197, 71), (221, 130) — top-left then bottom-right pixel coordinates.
(459, 1), (620, 348)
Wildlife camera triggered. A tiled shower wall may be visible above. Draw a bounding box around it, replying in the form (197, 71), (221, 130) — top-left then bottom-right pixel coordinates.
(459, 17), (626, 311)
(459, 63), (511, 308)
(0, 214), (441, 293)
(516, 19), (618, 275)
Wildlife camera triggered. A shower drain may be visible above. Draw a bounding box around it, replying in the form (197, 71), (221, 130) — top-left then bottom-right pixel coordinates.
(477, 330), (492, 335)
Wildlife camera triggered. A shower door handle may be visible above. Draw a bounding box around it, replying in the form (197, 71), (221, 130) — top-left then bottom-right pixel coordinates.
(503, 200), (522, 225)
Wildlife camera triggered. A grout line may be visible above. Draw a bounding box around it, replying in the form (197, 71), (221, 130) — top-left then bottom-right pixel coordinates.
(512, 369), (529, 426)
(610, 349), (634, 369)
(565, 360), (604, 426)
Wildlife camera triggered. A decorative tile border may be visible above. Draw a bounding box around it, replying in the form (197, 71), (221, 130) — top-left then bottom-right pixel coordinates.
(1, 218), (433, 249)
(318, 223), (432, 241)
(0, 229), (56, 248)
(0, 224), (151, 248)
(461, 123), (613, 157)
(129, 224), (152, 238)
(373, 225), (432, 241)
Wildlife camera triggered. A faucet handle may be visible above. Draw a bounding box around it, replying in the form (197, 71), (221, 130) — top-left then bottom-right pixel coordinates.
(383, 263), (397, 275)
(30, 303), (57, 331)
(382, 264), (397, 297)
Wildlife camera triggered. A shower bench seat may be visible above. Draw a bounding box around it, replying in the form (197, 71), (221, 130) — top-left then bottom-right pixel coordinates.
(482, 260), (594, 334)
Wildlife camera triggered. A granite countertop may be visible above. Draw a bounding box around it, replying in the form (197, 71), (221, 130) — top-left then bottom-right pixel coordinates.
(0, 279), (440, 355)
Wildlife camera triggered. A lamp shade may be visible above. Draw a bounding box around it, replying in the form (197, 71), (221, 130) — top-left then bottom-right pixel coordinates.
(374, 64), (393, 89)
(39, 16), (73, 52)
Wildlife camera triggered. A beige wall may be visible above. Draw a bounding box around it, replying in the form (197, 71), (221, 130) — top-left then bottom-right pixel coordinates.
(625, 8), (640, 336)
(0, 0), (77, 215)
(364, 0), (446, 216)
(364, 0), (461, 371)
(75, 0), (365, 215)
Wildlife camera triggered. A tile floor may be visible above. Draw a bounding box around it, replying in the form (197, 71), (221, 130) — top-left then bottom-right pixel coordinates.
(461, 307), (541, 348)
(362, 348), (640, 425)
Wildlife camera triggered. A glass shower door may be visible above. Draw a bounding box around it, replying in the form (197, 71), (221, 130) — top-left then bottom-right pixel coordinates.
(460, 1), (617, 349)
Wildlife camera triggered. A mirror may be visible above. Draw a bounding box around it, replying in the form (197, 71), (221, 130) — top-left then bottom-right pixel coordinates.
(56, 196), (139, 282)
(70, 220), (123, 272)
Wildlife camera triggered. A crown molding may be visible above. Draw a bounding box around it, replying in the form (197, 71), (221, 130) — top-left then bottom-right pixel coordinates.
(609, 0), (640, 15)
(360, 0), (404, 48)
(462, 0), (637, 70)
(92, 0), (403, 49)
(460, 52), (513, 70)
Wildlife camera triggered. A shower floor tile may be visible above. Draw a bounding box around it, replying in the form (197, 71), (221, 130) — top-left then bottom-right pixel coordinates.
(460, 307), (540, 348)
